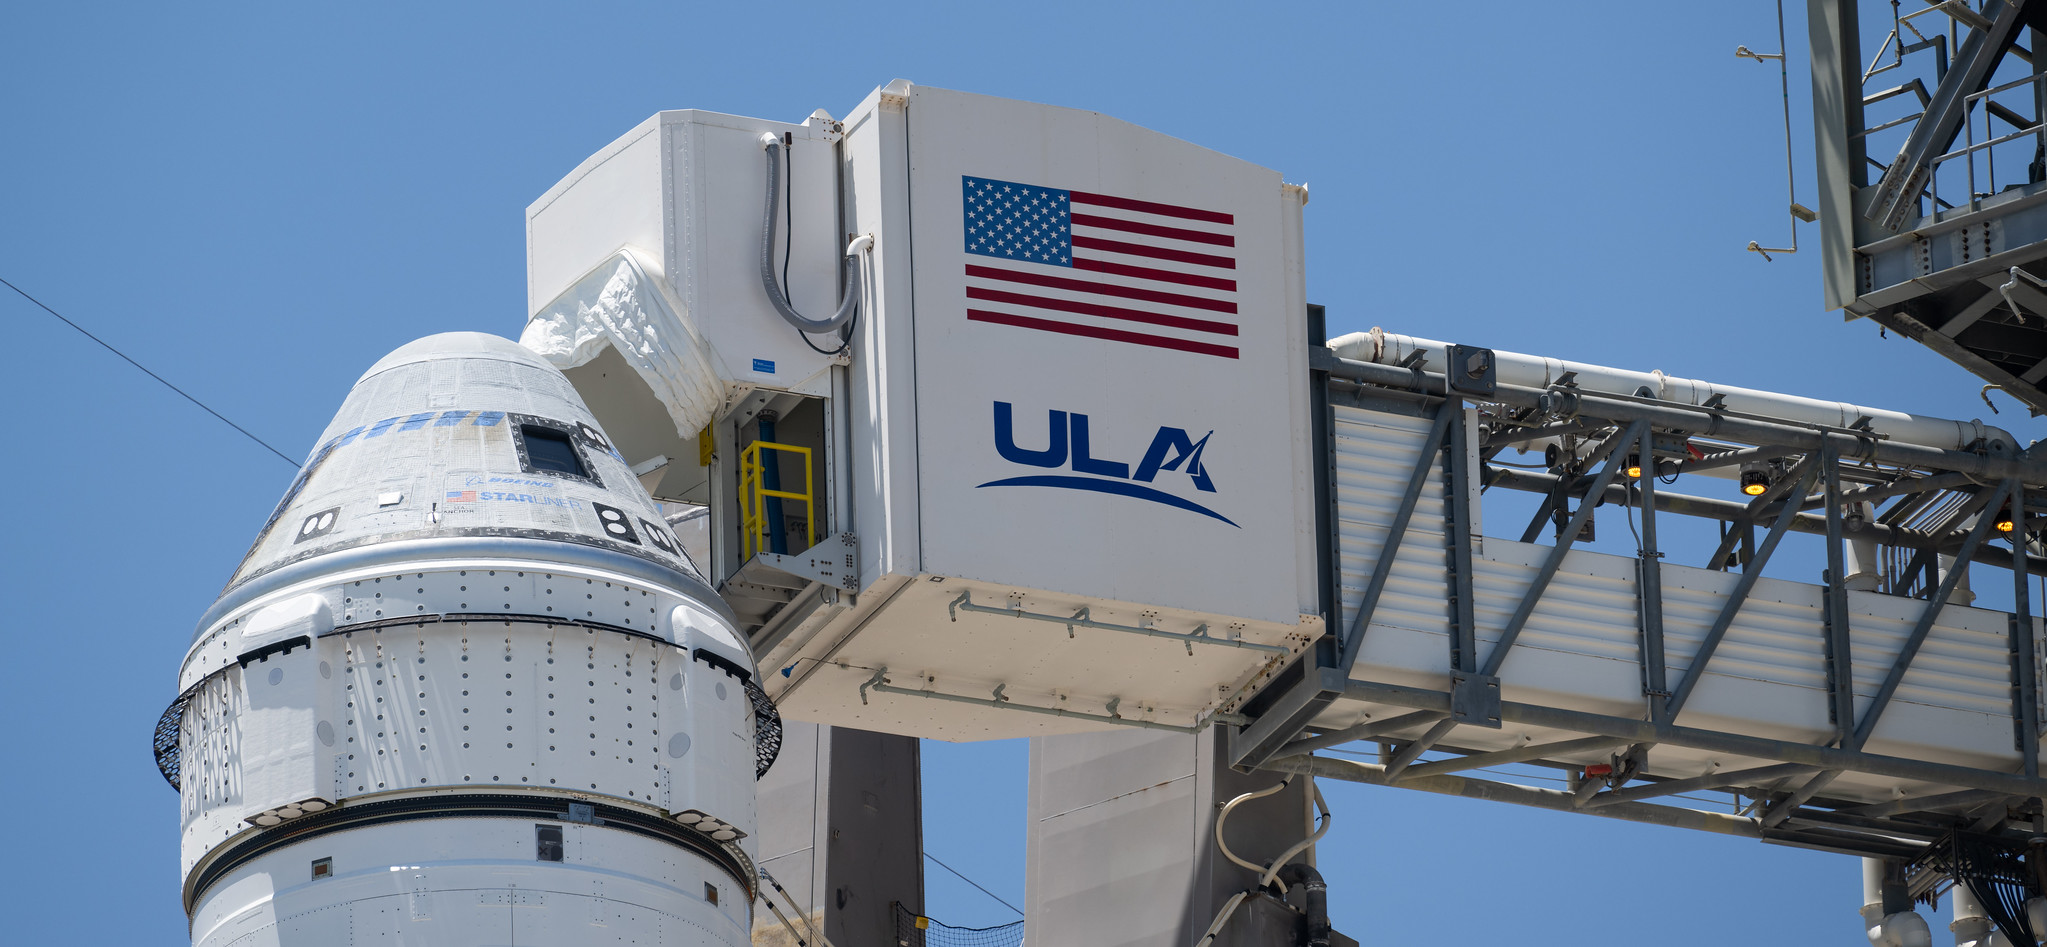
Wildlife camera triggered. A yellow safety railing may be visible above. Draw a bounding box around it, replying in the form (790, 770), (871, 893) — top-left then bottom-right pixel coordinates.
(739, 441), (814, 559)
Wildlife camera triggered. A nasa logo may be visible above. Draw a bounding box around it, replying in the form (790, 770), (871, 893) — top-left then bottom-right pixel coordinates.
(978, 401), (1235, 527)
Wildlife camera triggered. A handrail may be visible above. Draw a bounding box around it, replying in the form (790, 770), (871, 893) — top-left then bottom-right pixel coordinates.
(739, 441), (815, 558)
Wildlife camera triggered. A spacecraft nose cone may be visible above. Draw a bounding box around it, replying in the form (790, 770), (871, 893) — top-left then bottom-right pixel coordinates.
(196, 331), (723, 643)
(165, 333), (768, 947)
(354, 331), (560, 384)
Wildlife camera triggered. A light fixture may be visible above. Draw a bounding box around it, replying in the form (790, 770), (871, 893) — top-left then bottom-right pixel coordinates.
(1997, 508), (2018, 533)
(1624, 454), (1643, 479)
(1739, 461), (1771, 497)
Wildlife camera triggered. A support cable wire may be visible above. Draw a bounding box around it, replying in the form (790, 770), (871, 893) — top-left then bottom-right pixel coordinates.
(3, 275), (300, 469)
(1196, 776), (1333, 947)
(924, 851), (1023, 917)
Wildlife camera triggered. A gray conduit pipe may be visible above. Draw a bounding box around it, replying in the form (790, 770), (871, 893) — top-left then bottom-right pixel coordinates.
(759, 134), (866, 334)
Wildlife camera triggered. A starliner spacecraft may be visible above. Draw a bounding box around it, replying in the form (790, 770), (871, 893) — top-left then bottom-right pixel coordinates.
(156, 332), (777, 946)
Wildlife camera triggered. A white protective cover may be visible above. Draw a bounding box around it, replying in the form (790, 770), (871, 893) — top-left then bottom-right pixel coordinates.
(521, 247), (730, 440)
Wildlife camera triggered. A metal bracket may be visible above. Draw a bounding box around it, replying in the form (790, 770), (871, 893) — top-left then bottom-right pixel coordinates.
(1446, 344), (1497, 396)
(753, 532), (858, 591)
(1448, 671), (1502, 728)
(946, 590), (1289, 655)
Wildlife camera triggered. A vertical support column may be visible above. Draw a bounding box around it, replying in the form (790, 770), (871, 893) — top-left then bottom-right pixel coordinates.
(1808, 0), (1866, 311)
(1307, 305), (1341, 671)
(1444, 401), (1478, 675)
(754, 723), (924, 947)
(1027, 729), (1316, 947)
(1636, 425), (1668, 722)
(1821, 442), (1857, 743)
(2010, 478), (2040, 781)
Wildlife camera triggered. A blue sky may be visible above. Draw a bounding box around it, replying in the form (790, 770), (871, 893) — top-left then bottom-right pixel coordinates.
(2, 2), (2031, 943)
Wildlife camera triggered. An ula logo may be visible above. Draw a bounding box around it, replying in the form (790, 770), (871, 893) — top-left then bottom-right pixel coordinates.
(978, 401), (1236, 527)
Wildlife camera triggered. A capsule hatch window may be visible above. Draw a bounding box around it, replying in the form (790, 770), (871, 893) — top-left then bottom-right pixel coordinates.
(511, 418), (601, 485)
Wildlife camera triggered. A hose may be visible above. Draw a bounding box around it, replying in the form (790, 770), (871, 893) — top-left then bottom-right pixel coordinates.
(1198, 776), (1334, 947)
(1275, 863), (1331, 947)
(759, 134), (863, 334)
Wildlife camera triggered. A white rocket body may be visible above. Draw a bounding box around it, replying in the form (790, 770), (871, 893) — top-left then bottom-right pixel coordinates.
(158, 333), (769, 947)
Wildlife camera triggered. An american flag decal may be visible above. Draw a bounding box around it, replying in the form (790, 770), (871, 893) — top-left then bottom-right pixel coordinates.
(961, 175), (1239, 359)
(445, 490), (477, 502)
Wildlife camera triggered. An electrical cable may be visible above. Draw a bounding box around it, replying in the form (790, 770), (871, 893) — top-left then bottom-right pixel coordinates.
(924, 851), (1024, 917)
(768, 135), (857, 357)
(2, 274), (301, 469)
(758, 135), (862, 335)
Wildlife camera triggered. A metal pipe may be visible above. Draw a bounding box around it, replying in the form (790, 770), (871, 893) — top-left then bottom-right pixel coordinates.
(1319, 354), (2038, 482)
(1337, 677), (2047, 798)
(1261, 753), (1765, 839)
(1329, 331), (2016, 455)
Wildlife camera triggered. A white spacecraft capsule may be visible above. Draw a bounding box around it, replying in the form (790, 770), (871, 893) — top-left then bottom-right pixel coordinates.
(155, 332), (776, 947)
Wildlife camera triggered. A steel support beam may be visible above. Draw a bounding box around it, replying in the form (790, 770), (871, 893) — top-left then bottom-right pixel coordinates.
(1397, 736), (1630, 780)
(2010, 479), (2040, 782)
(1768, 480), (2016, 826)
(1841, 788), (2011, 818)
(1383, 717), (1459, 781)
(1586, 763), (1818, 808)
(1866, 0), (2029, 231)
(1231, 387), (1456, 772)
(1446, 405), (1479, 675)
(1809, 0), (1864, 310)
(1822, 441), (1857, 745)
(1853, 479), (2015, 750)
(1338, 677), (2047, 798)
(1635, 424), (1668, 722)
(1480, 421), (1648, 679)
(1262, 754), (1765, 839)
(1337, 404), (1455, 673)
(1664, 463), (1822, 719)
(1279, 709), (1445, 756)
(1481, 466), (2047, 574)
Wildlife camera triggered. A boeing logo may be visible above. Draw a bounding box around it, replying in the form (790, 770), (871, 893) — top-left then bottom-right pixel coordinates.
(978, 401), (1237, 527)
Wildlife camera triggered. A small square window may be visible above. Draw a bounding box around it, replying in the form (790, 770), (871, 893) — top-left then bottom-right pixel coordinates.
(311, 857), (333, 880)
(704, 882), (718, 905)
(535, 824), (564, 862)
(521, 425), (587, 477)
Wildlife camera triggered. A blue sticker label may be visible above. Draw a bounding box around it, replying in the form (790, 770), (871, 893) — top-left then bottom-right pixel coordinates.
(752, 358), (775, 374)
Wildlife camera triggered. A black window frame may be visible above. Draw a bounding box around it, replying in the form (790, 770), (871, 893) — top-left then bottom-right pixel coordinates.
(508, 415), (603, 487)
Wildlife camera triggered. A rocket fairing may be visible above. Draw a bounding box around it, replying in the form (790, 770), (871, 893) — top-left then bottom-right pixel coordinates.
(155, 332), (777, 947)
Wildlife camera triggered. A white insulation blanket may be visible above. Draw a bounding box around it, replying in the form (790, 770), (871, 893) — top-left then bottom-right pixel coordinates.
(519, 247), (728, 438)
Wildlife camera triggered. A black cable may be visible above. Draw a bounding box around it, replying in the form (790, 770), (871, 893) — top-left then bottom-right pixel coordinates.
(782, 135), (794, 300)
(775, 136), (854, 357)
(2, 274), (301, 469)
(924, 851), (1024, 917)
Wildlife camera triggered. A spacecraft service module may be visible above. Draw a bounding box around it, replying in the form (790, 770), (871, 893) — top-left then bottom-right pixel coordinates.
(157, 332), (776, 946)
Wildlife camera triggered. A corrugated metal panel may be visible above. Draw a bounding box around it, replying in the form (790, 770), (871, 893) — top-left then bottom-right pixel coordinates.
(1329, 403), (2035, 797)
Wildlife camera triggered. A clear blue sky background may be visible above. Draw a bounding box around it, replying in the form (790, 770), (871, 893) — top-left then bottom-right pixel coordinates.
(2, 2), (2033, 944)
